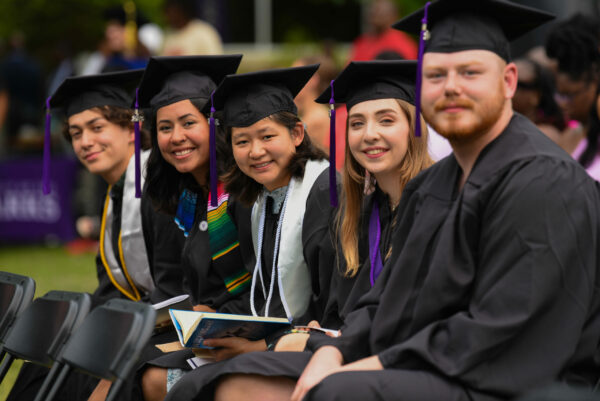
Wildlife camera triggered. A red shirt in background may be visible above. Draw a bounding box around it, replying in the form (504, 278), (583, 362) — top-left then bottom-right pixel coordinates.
(350, 28), (418, 61)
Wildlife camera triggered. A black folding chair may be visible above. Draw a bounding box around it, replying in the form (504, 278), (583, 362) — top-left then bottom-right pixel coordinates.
(0, 271), (36, 357)
(0, 291), (91, 398)
(41, 298), (156, 401)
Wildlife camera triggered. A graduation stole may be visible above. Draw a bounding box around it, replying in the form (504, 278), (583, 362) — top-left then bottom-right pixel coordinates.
(99, 184), (142, 301)
(175, 183), (251, 295)
(368, 199), (384, 287)
(207, 183), (251, 295)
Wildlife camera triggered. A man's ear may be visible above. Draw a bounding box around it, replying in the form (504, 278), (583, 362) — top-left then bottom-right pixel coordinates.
(504, 62), (518, 99)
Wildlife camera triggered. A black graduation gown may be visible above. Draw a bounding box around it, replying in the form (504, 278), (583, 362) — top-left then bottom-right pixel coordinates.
(147, 168), (337, 374)
(178, 193), (253, 313)
(303, 114), (600, 401)
(320, 185), (396, 329)
(92, 181), (187, 307)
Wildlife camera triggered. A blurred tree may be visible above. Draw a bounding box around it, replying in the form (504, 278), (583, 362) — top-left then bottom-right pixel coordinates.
(0, 0), (163, 72)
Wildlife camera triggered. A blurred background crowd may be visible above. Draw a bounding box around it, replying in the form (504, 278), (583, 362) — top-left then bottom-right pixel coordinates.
(0, 0), (598, 258)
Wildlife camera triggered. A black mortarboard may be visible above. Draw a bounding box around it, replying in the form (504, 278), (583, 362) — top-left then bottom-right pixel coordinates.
(44, 70), (144, 195)
(136, 55), (242, 111)
(211, 64), (319, 128)
(136, 55), (242, 206)
(392, 0), (554, 62)
(315, 60), (417, 110)
(49, 69), (144, 118)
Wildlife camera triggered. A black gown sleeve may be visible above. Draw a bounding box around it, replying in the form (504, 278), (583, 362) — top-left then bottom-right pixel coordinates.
(298, 168), (341, 325)
(141, 191), (187, 303)
(377, 158), (600, 389)
(306, 264), (389, 361)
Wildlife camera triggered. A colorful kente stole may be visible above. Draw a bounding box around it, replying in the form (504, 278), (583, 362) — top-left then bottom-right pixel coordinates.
(207, 183), (250, 295)
(175, 184), (251, 295)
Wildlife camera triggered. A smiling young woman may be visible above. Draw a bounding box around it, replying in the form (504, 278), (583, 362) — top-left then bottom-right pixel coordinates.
(134, 55), (266, 401)
(215, 64), (335, 335)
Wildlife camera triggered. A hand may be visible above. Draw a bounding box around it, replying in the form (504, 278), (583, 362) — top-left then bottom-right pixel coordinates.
(193, 304), (216, 312)
(274, 333), (310, 352)
(305, 321), (339, 337)
(291, 346), (343, 401)
(203, 337), (267, 362)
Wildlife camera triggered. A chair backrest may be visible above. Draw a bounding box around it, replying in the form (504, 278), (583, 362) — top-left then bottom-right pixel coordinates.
(3, 291), (91, 365)
(43, 298), (156, 401)
(0, 271), (36, 342)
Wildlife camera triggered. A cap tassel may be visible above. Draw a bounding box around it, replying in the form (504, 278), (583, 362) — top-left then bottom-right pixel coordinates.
(209, 91), (218, 207)
(328, 80), (338, 208)
(42, 96), (52, 195)
(415, 1), (431, 138)
(132, 87), (143, 198)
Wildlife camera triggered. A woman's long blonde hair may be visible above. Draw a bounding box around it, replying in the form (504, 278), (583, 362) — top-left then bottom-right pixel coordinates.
(336, 99), (433, 277)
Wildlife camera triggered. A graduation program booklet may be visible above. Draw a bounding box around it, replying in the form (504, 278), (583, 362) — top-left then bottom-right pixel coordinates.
(169, 309), (291, 348)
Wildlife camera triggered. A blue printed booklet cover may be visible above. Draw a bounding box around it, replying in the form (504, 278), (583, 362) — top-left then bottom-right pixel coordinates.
(169, 309), (291, 348)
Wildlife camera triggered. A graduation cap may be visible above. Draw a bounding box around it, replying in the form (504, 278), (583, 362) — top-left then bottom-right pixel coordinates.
(392, 0), (554, 146)
(136, 55), (243, 206)
(315, 60), (417, 111)
(44, 69), (144, 195)
(210, 64), (326, 204)
(211, 64), (319, 127)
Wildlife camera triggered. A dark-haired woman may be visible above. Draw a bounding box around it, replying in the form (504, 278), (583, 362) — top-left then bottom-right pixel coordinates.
(545, 13), (600, 180)
(204, 65), (337, 357)
(134, 55), (259, 401)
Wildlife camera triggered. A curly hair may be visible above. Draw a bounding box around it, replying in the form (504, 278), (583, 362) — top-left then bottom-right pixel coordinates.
(62, 105), (150, 148)
(222, 112), (328, 206)
(545, 13), (600, 168)
(145, 99), (229, 215)
(545, 14), (600, 81)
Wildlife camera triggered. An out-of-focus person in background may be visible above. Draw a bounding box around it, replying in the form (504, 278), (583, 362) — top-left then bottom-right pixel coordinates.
(349, 0), (417, 62)
(545, 13), (600, 181)
(292, 55), (339, 155)
(0, 31), (44, 155)
(161, 0), (223, 56)
(78, 4), (156, 75)
(513, 57), (567, 145)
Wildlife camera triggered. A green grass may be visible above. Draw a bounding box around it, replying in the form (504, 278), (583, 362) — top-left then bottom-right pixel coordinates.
(0, 245), (97, 399)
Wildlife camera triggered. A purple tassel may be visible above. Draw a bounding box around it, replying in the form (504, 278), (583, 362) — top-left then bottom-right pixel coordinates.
(415, 2), (431, 138)
(209, 92), (218, 207)
(133, 88), (142, 198)
(328, 80), (338, 207)
(42, 96), (52, 195)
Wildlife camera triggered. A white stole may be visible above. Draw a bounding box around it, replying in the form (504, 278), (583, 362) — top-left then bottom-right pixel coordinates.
(101, 150), (154, 300)
(250, 159), (329, 320)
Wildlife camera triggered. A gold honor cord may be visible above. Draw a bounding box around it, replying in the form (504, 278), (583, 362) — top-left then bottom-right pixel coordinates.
(99, 186), (142, 301)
